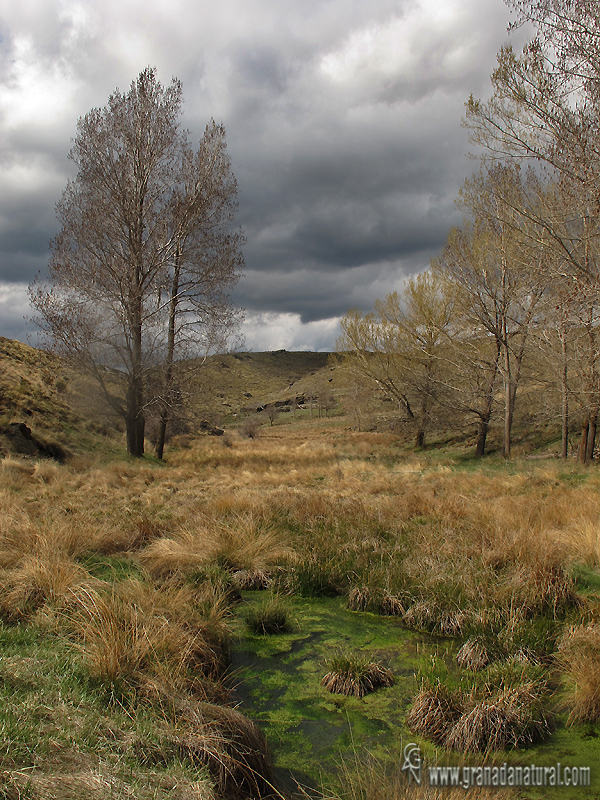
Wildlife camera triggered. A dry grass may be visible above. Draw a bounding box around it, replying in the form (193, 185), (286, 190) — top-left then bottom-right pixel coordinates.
(0, 455), (36, 477)
(2, 420), (600, 791)
(558, 622), (600, 724)
(406, 683), (463, 746)
(444, 682), (550, 753)
(408, 661), (552, 754)
(347, 586), (373, 612)
(0, 553), (92, 622)
(65, 580), (230, 701)
(0, 758), (219, 800)
(137, 514), (293, 579)
(321, 652), (394, 698)
(178, 701), (278, 800)
(326, 753), (519, 800)
(456, 638), (491, 672)
(555, 519), (600, 567)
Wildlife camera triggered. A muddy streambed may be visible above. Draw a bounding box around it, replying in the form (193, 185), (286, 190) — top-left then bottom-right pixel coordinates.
(229, 594), (448, 792)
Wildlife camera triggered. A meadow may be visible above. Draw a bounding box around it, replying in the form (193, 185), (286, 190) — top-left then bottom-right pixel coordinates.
(1, 416), (600, 799)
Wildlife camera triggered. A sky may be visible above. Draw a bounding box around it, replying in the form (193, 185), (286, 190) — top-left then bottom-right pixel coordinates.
(0, 0), (529, 352)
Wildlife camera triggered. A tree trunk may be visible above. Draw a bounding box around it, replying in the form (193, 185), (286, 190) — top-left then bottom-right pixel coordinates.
(475, 419), (489, 458)
(155, 409), (168, 461)
(586, 410), (597, 463)
(126, 379), (145, 457)
(578, 419), (589, 464)
(561, 333), (569, 459)
(502, 342), (512, 459)
(474, 342), (501, 459)
(503, 387), (512, 458)
(415, 391), (429, 449)
(126, 299), (145, 457)
(155, 247), (181, 460)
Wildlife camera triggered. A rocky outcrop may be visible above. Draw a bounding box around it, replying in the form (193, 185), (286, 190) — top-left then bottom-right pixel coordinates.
(1, 422), (68, 462)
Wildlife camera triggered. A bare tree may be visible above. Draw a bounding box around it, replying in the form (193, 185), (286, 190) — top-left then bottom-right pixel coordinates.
(337, 271), (454, 447)
(442, 164), (546, 457)
(153, 121), (244, 459)
(29, 68), (243, 457)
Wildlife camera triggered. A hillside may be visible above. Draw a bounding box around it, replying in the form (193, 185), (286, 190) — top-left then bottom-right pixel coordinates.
(185, 350), (338, 419)
(0, 339), (345, 455)
(0, 337), (560, 460)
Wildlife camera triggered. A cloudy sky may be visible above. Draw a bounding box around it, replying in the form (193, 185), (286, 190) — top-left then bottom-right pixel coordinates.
(0, 0), (528, 352)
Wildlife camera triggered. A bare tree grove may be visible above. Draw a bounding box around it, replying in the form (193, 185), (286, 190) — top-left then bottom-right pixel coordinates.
(30, 67), (243, 457)
(339, 1), (600, 461)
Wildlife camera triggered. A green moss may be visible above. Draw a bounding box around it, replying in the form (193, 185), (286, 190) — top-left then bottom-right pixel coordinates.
(232, 596), (600, 796)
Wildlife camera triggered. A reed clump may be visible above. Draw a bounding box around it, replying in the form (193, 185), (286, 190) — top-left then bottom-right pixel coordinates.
(408, 661), (552, 754)
(321, 651), (394, 698)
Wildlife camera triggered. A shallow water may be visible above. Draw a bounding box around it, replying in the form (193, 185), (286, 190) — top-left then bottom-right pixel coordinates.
(230, 594), (446, 792)
(230, 593), (600, 798)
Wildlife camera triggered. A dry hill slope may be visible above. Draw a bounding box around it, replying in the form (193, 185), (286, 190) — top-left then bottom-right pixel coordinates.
(0, 339), (342, 454)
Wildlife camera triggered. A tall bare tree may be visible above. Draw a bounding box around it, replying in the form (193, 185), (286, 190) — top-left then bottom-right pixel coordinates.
(153, 121), (244, 459)
(454, 164), (546, 457)
(30, 68), (243, 457)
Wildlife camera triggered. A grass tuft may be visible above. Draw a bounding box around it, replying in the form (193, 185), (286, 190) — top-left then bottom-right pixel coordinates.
(456, 637), (492, 672)
(245, 594), (292, 635)
(444, 681), (550, 753)
(321, 651), (394, 698)
(408, 661), (552, 753)
(178, 701), (278, 800)
(558, 622), (600, 725)
(406, 682), (463, 746)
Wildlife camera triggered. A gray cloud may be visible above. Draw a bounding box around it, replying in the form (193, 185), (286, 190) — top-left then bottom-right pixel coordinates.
(0, 0), (529, 350)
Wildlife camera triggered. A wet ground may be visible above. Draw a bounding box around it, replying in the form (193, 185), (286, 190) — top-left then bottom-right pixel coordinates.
(229, 593), (600, 798)
(229, 594), (447, 793)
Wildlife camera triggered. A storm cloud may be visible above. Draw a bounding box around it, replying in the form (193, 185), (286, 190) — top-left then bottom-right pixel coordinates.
(0, 0), (528, 349)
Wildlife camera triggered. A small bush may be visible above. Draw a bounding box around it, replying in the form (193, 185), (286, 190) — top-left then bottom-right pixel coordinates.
(239, 416), (261, 439)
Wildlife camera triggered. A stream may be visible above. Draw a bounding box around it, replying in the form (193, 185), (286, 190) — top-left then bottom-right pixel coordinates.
(229, 594), (449, 794)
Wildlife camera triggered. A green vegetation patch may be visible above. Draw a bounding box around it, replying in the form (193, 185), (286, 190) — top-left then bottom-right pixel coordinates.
(0, 621), (216, 799)
(231, 595), (425, 785)
(232, 595), (600, 797)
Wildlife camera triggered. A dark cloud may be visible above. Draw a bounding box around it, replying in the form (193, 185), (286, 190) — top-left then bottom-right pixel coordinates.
(0, 0), (529, 349)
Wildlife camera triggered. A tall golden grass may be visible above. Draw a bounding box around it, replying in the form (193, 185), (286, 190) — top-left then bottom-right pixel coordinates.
(558, 622), (600, 724)
(2, 421), (600, 796)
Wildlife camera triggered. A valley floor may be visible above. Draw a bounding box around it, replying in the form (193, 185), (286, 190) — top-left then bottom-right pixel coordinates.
(1, 419), (599, 799)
